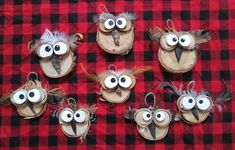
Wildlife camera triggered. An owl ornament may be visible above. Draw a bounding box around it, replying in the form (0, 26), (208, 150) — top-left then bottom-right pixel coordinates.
(149, 20), (211, 73)
(57, 98), (97, 142)
(159, 81), (232, 124)
(95, 12), (136, 55)
(28, 29), (83, 78)
(80, 64), (152, 105)
(124, 92), (175, 141)
(0, 72), (65, 119)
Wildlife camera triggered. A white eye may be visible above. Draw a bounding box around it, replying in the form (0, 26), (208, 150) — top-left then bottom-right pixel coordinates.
(104, 19), (115, 30)
(155, 111), (165, 122)
(27, 89), (42, 103)
(39, 44), (53, 58)
(74, 110), (86, 123)
(180, 96), (196, 110)
(179, 35), (191, 47)
(166, 34), (178, 46)
(118, 75), (132, 88)
(11, 90), (27, 105)
(53, 42), (68, 55)
(142, 111), (152, 121)
(196, 97), (212, 111)
(104, 75), (118, 89)
(116, 18), (127, 29)
(60, 109), (74, 123)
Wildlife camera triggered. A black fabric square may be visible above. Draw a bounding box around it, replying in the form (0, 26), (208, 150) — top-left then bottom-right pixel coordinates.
(67, 138), (77, 145)
(88, 13), (96, 22)
(67, 94), (78, 100)
(29, 136), (39, 146)
(201, 50), (211, 60)
(87, 33), (96, 43)
(48, 136), (58, 146)
(13, 34), (22, 44)
(222, 112), (232, 122)
(14, 0), (23, 5)
(69, 0), (78, 3)
(105, 54), (116, 62)
(0, 0), (4, 5)
(10, 137), (20, 147)
(32, 15), (41, 24)
(32, 0), (41, 4)
(13, 54), (21, 64)
(182, 71), (192, 81)
(144, 31), (150, 41)
(30, 54), (39, 64)
(50, 14), (60, 23)
(0, 54), (2, 64)
(162, 11), (171, 20)
(0, 16), (4, 24)
(86, 135), (96, 145)
(220, 70), (230, 80)
(107, 114), (116, 124)
(219, 30), (228, 39)
(144, 51), (153, 61)
(0, 75), (2, 84)
(68, 73), (78, 83)
(29, 118), (40, 125)
(49, 116), (58, 125)
(200, 11), (209, 20)
(87, 93), (97, 104)
(0, 35), (3, 44)
(203, 134), (213, 144)
(220, 50), (229, 60)
(202, 71), (211, 81)
(69, 13), (78, 23)
(163, 70), (173, 81)
(183, 134), (194, 144)
(181, 11), (190, 20)
(124, 51), (134, 61)
(106, 135), (115, 145)
(87, 52), (96, 62)
(128, 92), (135, 102)
(50, 0), (59, 4)
(11, 74), (21, 84)
(126, 134), (135, 145)
(144, 71), (154, 81)
(11, 116), (21, 126)
(13, 15), (23, 24)
(219, 10), (228, 20)
(164, 134), (174, 144)
(223, 133), (232, 143)
(144, 11), (152, 20)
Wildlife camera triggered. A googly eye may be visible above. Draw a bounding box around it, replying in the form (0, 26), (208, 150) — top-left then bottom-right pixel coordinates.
(27, 89), (42, 103)
(53, 42), (68, 55)
(142, 111), (152, 121)
(180, 96), (196, 110)
(11, 90), (27, 105)
(118, 75), (132, 88)
(155, 111), (165, 122)
(179, 35), (191, 47)
(38, 44), (53, 58)
(116, 18), (127, 29)
(104, 75), (118, 89)
(60, 108), (74, 123)
(196, 97), (212, 111)
(74, 110), (86, 123)
(166, 34), (178, 46)
(104, 19), (115, 30)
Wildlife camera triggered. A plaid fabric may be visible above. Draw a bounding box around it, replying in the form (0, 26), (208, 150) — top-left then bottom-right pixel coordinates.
(0, 0), (234, 149)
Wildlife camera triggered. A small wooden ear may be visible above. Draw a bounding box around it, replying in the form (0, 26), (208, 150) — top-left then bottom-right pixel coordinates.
(0, 94), (11, 105)
(192, 30), (211, 44)
(74, 33), (83, 44)
(124, 108), (137, 120)
(172, 113), (182, 122)
(149, 27), (164, 42)
(47, 88), (66, 104)
(28, 40), (35, 51)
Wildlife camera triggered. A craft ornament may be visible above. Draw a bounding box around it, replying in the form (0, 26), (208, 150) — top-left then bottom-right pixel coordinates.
(149, 20), (211, 73)
(0, 72), (65, 119)
(80, 64), (152, 104)
(57, 98), (97, 142)
(28, 29), (83, 78)
(124, 92), (175, 141)
(159, 81), (232, 124)
(95, 11), (136, 55)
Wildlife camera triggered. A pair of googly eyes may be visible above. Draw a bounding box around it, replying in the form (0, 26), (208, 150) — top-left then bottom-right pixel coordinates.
(60, 109), (87, 123)
(104, 18), (127, 30)
(142, 111), (166, 122)
(166, 34), (193, 47)
(180, 96), (212, 111)
(11, 89), (44, 105)
(39, 42), (68, 58)
(104, 75), (132, 89)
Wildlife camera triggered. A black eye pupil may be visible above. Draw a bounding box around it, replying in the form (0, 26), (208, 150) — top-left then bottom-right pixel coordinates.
(157, 114), (161, 118)
(188, 99), (193, 103)
(110, 78), (116, 83)
(199, 100), (203, 104)
(29, 92), (34, 97)
(117, 20), (122, 25)
(76, 113), (80, 118)
(120, 77), (126, 82)
(67, 114), (71, 118)
(146, 114), (151, 118)
(108, 21), (114, 26)
(173, 37), (177, 42)
(181, 38), (185, 42)
(55, 45), (60, 51)
(45, 46), (51, 52)
(19, 94), (25, 99)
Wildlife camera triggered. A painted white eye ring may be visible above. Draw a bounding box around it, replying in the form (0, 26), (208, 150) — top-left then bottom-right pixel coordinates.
(60, 108), (74, 123)
(142, 111), (152, 121)
(196, 97), (212, 111)
(27, 89), (42, 103)
(116, 18), (127, 29)
(166, 34), (178, 46)
(180, 96), (196, 110)
(53, 42), (68, 55)
(11, 90), (27, 105)
(74, 110), (86, 123)
(155, 111), (165, 122)
(104, 19), (115, 30)
(38, 44), (53, 58)
(104, 75), (118, 89)
(118, 75), (132, 88)
(179, 35), (191, 47)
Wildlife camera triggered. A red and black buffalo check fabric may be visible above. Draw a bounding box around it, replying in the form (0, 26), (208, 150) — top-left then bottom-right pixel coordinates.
(0, 0), (234, 149)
